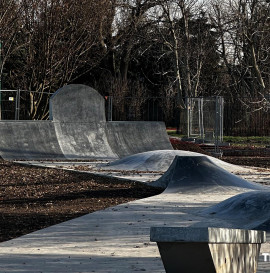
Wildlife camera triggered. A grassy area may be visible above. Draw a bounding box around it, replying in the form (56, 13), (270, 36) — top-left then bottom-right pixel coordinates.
(167, 129), (270, 147)
(223, 136), (270, 147)
(167, 131), (185, 138)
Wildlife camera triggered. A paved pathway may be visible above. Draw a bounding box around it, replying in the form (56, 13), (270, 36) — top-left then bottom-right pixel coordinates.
(1, 161), (270, 272)
(0, 191), (269, 272)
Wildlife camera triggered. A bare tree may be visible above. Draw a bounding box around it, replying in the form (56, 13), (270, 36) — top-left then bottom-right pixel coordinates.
(209, 0), (270, 98)
(0, 0), (22, 86)
(5, 0), (111, 119)
(154, 1), (213, 107)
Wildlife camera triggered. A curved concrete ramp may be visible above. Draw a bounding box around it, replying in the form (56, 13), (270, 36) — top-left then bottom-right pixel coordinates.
(201, 190), (270, 230)
(100, 150), (242, 172)
(150, 156), (265, 194)
(106, 122), (172, 158)
(0, 84), (172, 160)
(0, 121), (64, 160)
(49, 85), (106, 123)
(54, 122), (117, 159)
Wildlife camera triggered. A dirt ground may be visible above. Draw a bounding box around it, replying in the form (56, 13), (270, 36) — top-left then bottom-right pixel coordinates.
(0, 159), (163, 242)
(0, 156), (269, 243)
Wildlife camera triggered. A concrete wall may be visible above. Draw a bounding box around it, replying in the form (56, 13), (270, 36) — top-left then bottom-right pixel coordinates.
(54, 122), (117, 159)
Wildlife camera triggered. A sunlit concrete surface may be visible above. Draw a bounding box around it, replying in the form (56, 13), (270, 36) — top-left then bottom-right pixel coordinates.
(0, 193), (241, 272)
(0, 192), (270, 272)
(2, 154), (270, 272)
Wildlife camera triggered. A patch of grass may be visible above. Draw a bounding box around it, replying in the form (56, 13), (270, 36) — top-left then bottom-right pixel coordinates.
(223, 136), (270, 147)
(167, 130), (270, 147)
(167, 130), (185, 138)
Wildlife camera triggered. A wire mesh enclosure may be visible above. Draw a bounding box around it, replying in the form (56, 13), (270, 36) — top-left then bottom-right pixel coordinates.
(1, 90), (269, 138)
(187, 97), (224, 143)
(223, 97), (270, 136)
(0, 90), (19, 120)
(0, 89), (53, 120)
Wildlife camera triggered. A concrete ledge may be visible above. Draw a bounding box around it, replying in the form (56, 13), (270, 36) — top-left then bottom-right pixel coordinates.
(150, 227), (266, 244)
(150, 227), (266, 273)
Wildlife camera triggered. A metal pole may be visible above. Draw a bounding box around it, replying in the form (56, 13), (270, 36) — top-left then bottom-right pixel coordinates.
(200, 98), (204, 141)
(187, 98), (190, 137)
(17, 89), (20, 120)
(107, 96), (113, 121)
(15, 89), (20, 120)
(215, 96), (222, 153)
(0, 41), (2, 120)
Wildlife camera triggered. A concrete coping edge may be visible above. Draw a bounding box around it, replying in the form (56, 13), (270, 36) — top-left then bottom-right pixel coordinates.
(150, 227), (266, 244)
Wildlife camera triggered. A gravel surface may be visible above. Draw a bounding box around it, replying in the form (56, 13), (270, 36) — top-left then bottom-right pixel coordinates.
(0, 159), (162, 242)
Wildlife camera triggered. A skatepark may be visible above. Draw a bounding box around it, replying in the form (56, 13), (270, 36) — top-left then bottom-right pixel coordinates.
(0, 85), (270, 272)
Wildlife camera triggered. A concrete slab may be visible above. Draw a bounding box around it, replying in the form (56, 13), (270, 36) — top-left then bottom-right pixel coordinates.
(151, 227), (266, 273)
(150, 227), (266, 243)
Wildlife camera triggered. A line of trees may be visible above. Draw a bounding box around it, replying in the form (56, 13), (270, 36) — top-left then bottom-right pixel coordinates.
(0, 0), (269, 120)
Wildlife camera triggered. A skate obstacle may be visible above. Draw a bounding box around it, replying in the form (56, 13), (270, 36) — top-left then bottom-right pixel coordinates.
(0, 84), (172, 160)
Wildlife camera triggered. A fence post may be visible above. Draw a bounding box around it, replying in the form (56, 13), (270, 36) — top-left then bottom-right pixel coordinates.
(0, 41), (2, 120)
(199, 97), (204, 140)
(107, 96), (113, 121)
(15, 89), (20, 120)
(186, 98), (190, 137)
(214, 96), (224, 152)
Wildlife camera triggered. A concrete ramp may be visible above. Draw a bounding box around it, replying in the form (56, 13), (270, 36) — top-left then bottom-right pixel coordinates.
(201, 190), (270, 230)
(0, 85), (172, 160)
(54, 122), (117, 159)
(150, 156), (266, 193)
(106, 122), (172, 158)
(100, 150), (243, 172)
(0, 121), (64, 160)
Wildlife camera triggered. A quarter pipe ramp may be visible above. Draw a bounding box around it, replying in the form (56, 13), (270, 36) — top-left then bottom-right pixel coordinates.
(0, 85), (172, 160)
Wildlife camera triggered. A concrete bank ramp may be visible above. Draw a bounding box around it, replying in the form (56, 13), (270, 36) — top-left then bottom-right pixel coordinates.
(201, 190), (270, 230)
(0, 85), (172, 160)
(150, 156), (266, 194)
(100, 149), (247, 173)
(0, 121), (64, 160)
(106, 122), (171, 158)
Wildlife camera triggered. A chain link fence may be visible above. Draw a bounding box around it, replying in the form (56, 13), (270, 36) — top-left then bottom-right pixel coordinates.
(186, 97), (224, 143)
(1, 90), (269, 137)
(223, 97), (270, 136)
(0, 89), (53, 120)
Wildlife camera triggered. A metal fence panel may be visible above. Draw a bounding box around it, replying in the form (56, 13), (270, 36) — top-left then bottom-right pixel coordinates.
(1, 91), (269, 137)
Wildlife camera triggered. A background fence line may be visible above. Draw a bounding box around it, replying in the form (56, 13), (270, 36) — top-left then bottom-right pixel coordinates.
(0, 89), (269, 137)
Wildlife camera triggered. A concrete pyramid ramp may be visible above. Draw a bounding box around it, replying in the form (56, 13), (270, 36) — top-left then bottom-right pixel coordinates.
(150, 156), (265, 194)
(201, 190), (270, 230)
(100, 149), (245, 173)
(100, 150), (200, 171)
